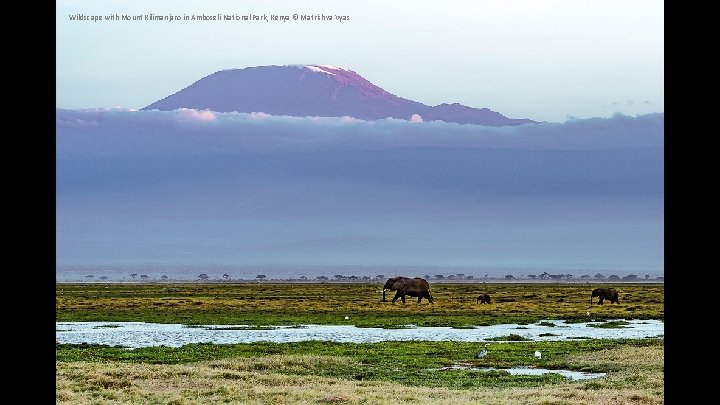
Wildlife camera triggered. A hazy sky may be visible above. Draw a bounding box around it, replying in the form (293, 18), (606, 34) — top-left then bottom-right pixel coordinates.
(56, 0), (664, 123)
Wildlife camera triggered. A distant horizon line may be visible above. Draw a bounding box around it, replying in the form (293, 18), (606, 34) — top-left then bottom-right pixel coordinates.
(56, 263), (663, 273)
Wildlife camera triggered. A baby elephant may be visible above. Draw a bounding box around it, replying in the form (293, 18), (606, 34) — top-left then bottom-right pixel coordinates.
(590, 288), (619, 305)
(477, 294), (492, 304)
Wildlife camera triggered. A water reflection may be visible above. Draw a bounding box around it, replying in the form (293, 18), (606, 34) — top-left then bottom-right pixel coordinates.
(56, 319), (663, 348)
(440, 365), (607, 380)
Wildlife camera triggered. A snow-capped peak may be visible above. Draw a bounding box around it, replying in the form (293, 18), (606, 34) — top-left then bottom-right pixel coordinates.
(143, 65), (538, 126)
(304, 65), (335, 75)
(302, 64), (352, 75)
(315, 64), (349, 71)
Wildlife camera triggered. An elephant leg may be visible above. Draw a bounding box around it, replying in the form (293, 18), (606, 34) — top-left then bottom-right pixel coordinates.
(417, 296), (422, 303)
(598, 297), (604, 305)
(392, 291), (401, 303)
(401, 293), (406, 304)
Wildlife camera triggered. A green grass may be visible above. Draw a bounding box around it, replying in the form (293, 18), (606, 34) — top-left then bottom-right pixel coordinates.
(485, 334), (532, 341)
(587, 320), (632, 328)
(56, 338), (660, 388)
(56, 339), (664, 404)
(56, 282), (664, 327)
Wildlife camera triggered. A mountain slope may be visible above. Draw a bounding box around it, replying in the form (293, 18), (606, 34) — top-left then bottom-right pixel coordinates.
(142, 65), (536, 126)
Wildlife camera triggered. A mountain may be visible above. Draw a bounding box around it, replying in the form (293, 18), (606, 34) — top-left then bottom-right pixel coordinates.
(142, 65), (537, 126)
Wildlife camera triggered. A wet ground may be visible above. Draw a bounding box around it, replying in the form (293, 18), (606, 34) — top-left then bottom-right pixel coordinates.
(56, 319), (663, 348)
(439, 364), (607, 380)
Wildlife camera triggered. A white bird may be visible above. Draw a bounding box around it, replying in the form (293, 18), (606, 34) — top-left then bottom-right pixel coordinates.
(586, 312), (590, 316)
(344, 316), (349, 320)
(534, 351), (542, 359)
(476, 349), (487, 359)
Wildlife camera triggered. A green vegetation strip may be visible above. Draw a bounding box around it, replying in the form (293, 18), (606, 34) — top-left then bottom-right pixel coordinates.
(56, 338), (661, 390)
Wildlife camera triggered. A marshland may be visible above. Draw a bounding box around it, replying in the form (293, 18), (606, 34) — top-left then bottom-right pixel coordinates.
(56, 282), (664, 404)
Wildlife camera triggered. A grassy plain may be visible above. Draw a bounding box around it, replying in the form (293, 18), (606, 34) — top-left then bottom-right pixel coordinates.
(56, 283), (664, 404)
(56, 282), (664, 327)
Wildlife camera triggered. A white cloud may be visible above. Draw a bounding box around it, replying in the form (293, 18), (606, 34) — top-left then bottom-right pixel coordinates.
(410, 114), (424, 123)
(55, 109), (663, 160)
(248, 112), (273, 120)
(177, 108), (216, 121)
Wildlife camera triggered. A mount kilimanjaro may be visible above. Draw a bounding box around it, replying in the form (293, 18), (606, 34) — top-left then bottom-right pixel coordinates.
(142, 65), (536, 126)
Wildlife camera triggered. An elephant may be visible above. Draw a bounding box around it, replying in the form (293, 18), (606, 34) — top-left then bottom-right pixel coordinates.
(476, 294), (491, 304)
(382, 277), (434, 304)
(590, 288), (620, 305)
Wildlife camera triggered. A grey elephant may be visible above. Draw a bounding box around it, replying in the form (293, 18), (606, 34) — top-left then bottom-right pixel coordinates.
(476, 294), (491, 304)
(382, 277), (434, 304)
(590, 288), (620, 305)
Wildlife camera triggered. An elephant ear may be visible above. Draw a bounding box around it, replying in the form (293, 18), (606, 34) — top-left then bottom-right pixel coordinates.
(392, 278), (405, 290)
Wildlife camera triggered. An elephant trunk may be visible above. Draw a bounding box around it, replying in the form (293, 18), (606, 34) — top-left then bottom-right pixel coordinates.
(382, 289), (387, 302)
(590, 295), (593, 306)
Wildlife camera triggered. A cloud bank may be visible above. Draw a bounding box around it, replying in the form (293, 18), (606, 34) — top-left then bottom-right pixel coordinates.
(57, 109), (663, 154)
(56, 109), (663, 272)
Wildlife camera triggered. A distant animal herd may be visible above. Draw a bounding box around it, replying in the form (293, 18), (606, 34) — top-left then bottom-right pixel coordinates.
(382, 276), (620, 306)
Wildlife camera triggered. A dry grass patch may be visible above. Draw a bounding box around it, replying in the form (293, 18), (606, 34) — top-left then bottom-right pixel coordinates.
(57, 347), (664, 405)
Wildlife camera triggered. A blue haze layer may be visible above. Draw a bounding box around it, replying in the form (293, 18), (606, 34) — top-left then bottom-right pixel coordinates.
(56, 110), (663, 273)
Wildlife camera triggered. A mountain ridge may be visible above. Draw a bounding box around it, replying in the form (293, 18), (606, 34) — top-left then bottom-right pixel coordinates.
(142, 65), (537, 126)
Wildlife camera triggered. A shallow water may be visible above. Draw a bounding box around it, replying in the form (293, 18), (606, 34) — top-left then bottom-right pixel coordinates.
(56, 319), (663, 348)
(440, 365), (606, 380)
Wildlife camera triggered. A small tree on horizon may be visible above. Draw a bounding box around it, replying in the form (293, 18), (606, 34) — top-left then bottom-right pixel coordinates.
(256, 274), (266, 280)
(198, 273), (210, 281)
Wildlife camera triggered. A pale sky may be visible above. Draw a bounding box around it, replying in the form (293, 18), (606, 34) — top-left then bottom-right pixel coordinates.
(57, 0), (664, 123)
